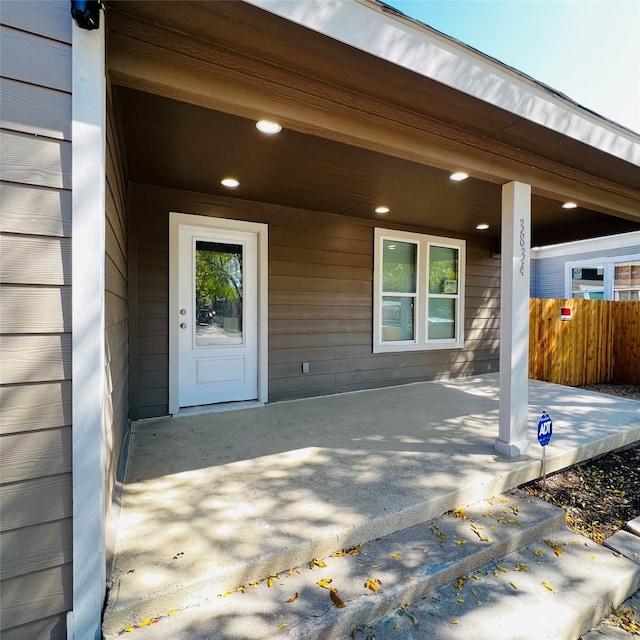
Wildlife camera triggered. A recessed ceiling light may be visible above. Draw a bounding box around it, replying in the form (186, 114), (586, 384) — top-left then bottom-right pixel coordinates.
(375, 206), (390, 214)
(221, 177), (240, 188)
(256, 120), (282, 134)
(562, 201), (578, 209)
(449, 171), (469, 182)
(476, 223), (489, 230)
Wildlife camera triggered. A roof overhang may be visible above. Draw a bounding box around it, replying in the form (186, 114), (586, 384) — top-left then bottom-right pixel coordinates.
(246, 0), (640, 167)
(106, 0), (640, 244)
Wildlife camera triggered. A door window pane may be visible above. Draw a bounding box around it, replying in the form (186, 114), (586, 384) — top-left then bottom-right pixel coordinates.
(383, 240), (417, 293)
(429, 246), (458, 294)
(382, 296), (415, 342)
(195, 241), (243, 346)
(428, 298), (456, 340)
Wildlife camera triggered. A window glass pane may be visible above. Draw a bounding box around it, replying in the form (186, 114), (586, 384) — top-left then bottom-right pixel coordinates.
(383, 240), (417, 293)
(571, 265), (604, 299)
(429, 246), (459, 294)
(428, 298), (456, 340)
(195, 241), (243, 346)
(614, 262), (640, 300)
(382, 296), (414, 341)
(614, 263), (631, 288)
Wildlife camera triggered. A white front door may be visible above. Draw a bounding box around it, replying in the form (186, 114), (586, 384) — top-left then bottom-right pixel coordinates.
(176, 223), (258, 408)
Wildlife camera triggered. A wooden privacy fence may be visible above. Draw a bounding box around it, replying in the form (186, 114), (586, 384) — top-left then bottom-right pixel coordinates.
(529, 299), (640, 386)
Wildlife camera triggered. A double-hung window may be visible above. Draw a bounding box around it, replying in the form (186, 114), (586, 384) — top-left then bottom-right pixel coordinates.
(374, 228), (465, 352)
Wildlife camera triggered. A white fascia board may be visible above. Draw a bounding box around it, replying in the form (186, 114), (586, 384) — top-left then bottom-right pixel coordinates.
(531, 230), (640, 259)
(244, 0), (640, 167)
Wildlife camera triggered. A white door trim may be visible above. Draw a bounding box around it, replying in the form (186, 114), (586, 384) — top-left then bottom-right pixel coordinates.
(169, 212), (268, 414)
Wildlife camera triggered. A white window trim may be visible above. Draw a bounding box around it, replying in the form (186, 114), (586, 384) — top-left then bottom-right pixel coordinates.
(373, 228), (465, 353)
(564, 252), (640, 301)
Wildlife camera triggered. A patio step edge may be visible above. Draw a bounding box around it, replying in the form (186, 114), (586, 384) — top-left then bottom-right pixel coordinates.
(102, 489), (565, 639)
(359, 525), (640, 640)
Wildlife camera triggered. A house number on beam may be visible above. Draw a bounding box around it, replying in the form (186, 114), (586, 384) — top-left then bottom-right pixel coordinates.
(519, 218), (527, 277)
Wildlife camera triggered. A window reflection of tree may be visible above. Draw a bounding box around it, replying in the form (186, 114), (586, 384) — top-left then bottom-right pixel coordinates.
(196, 242), (243, 332)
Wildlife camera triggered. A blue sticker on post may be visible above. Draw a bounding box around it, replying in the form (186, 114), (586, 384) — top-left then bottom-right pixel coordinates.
(537, 412), (552, 446)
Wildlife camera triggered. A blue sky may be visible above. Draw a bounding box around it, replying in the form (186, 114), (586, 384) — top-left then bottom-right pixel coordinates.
(388, 1), (640, 133)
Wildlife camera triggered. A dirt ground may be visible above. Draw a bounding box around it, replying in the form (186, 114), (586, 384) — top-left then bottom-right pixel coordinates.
(522, 382), (640, 544)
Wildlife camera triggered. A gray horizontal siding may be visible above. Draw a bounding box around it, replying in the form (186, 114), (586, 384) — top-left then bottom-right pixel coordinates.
(0, 25), (71, 91)
(0, 613), (67, 640)
(129, 183), (501, 416)
(0, 183), (72, 237)
(1, 78), (72, 140)
(104, 87), (130, 577)
(0, 1), (72, 44)
(0, 2), (73, 636)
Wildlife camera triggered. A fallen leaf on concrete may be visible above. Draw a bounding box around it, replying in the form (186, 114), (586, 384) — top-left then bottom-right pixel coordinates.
(364, 578), (382, 592)
(544, 540), (563, 557)
(330, 588), (346, 608)
(317, 578), (333, 589)
(399, 603), (420, 627)
(309, 558), (326, 569)
(541, 581), (555, 592)
(286, 592), (298, 603)
(606, 606), (640, 634)
(429, 524), (448, 546)
(454, 575), (468, 590)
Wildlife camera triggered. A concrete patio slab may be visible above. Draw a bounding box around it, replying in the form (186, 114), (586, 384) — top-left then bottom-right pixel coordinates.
(103, 374), (640, 637)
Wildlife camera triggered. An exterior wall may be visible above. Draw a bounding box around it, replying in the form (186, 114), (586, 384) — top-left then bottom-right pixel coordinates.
(128, 183), (500, 419)
(531, 255), (565, 298)
(104, 84), (129, 573)
(531, 233), (640, 298)
(0, 2), (73, 638)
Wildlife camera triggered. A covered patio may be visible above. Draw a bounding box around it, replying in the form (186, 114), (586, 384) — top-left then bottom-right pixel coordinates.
(103, 375), (640, 634)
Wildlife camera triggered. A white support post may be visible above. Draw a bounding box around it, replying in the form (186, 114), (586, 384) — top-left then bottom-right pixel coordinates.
(495, 182), (531, 457)
(71, 18), (106, 640)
